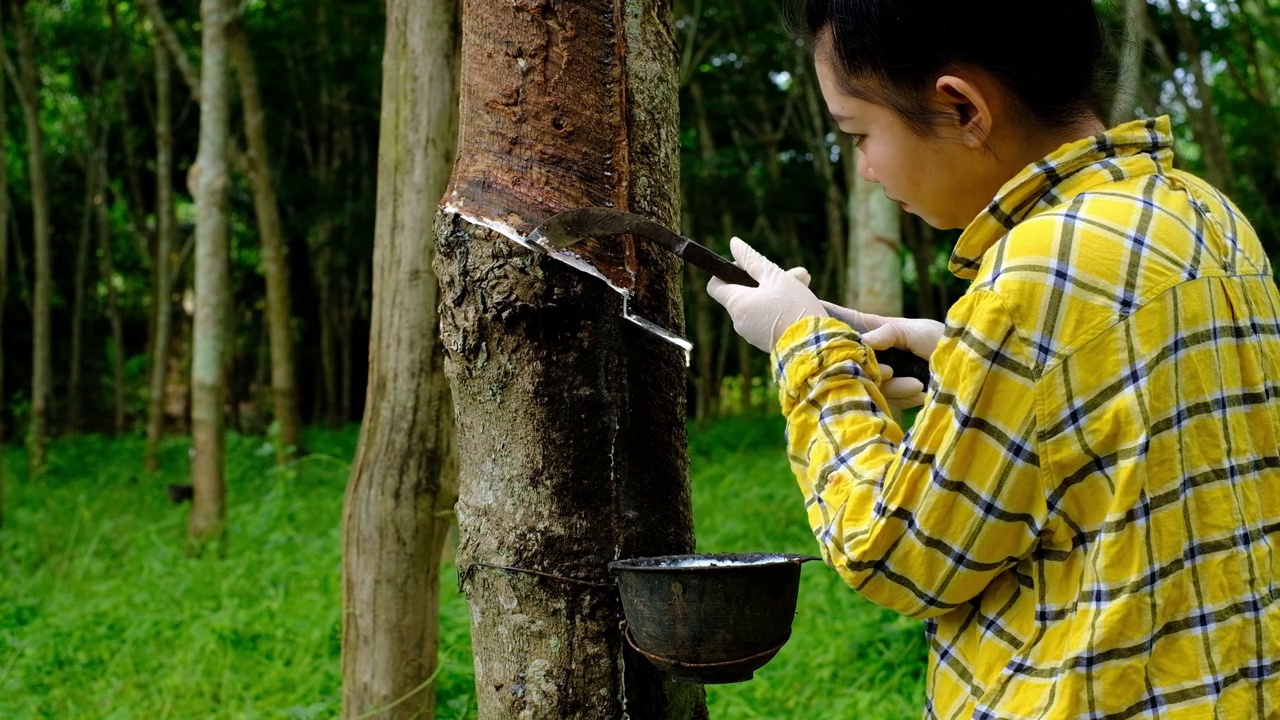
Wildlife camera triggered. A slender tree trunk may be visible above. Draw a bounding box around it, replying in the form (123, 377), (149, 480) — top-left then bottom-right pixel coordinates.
(802, 63), (846, 299)
(1111, 0), (1148, 125)
(0, 4), (8, 526)
(189, 0), (233, 549)
(147, 39), (177, 472)
(435, 0), (706, 717)
(339, 275), (360, 422)
(68, 157), (97, 431)
(96, 147), (127, 434)
(847, 174), (903, 316)
(316, 261), (339, 426)
(1164, 0), (1236, 196)
(340, 0), (462, 717)
(228, 21), (301, 461)
(10, 0), (52, 477)
(902, 214), (937, 320)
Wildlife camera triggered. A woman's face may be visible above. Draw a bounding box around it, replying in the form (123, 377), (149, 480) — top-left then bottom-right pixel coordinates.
(813, 47), (1012, 231)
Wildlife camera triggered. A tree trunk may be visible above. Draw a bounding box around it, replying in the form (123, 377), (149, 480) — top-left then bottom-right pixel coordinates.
(0, 3), (8, 527)
(340, 0), (461, 717)
(1164, 0), (1236, 196)
(1111, 0), (1148, 125)
(68, 156), (98, 432)
(96, 148), (127, 434)
(228, 21), (301, 461)
(435, 0), (706, 717)
(901, 214), (937, 320)
(189, 0), (233, 549)
(147, 38), (177, 472)
(802, 63), (846, 299)
(10, 0), (52, 477)
(847, 174), (903, 316)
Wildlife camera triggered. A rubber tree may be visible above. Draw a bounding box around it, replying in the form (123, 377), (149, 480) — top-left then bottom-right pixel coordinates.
(189, 0), (233, 548)
(146, 35), (178, 473)
(340, 0), (461, 716)
(434, 0), (707, 717)
(5, 0), (51, 478)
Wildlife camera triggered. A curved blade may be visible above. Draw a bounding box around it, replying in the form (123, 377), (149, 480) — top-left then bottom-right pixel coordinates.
(529, 207), (757, 287)
(531, 207), (685, 253)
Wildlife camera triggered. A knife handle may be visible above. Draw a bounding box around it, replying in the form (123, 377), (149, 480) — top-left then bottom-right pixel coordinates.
(873, 347), (931, 386)
(679, 241), (760, 288)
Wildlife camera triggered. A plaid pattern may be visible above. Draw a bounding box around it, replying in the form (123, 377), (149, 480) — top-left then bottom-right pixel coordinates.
(772, 117), (1280, 719)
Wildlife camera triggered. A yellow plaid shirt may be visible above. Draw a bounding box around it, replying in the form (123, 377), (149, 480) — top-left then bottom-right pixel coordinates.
(773, 117), (1280, 719)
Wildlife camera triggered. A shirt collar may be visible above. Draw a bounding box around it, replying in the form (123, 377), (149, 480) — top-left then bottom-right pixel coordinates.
(948, 115), (1175, 280)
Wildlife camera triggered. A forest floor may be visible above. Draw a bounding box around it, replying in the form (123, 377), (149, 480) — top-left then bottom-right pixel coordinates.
(0, 413), (925, 719)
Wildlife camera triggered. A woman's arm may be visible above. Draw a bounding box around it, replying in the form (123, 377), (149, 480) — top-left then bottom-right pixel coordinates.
(772, 289), (1048, 618)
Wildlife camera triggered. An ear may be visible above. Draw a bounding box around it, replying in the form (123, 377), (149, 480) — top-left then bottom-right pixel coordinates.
(935, 75), (992, 148)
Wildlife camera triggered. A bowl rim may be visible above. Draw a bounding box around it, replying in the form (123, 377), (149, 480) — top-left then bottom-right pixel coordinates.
(608, 552), (821, 572)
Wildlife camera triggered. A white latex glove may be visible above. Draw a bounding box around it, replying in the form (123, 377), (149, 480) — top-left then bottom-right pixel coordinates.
(820, 301), (944, 409)
(706, 238), (828, 353)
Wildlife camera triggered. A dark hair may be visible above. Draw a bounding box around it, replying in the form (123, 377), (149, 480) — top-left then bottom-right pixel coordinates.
(786, 0), (1111, 134)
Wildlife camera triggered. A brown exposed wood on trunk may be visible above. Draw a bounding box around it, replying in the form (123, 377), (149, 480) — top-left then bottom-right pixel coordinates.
(7, 0), (51, 477)
(436, 0), (706, 717)
(189, 0), (233, 549)
(228, 20), (301, 460)
(147, 39), (178, 472)
(340, 0), (461, 717)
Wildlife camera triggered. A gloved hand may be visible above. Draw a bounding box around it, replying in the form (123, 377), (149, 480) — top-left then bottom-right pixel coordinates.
(821, 301), (944, 409)
(706, 237), (828, 353)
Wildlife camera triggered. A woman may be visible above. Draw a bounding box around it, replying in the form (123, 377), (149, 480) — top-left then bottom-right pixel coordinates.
(707, 1), (1280, 718)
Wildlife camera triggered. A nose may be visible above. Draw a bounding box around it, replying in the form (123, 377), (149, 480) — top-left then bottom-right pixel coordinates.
(855, 149), (878, 184)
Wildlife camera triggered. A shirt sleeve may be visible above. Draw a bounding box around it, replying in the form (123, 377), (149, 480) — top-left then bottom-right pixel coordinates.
(770, 290), (1047, 618)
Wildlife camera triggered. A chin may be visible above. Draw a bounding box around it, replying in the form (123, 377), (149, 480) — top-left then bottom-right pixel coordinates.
(918, 209), (968, 231)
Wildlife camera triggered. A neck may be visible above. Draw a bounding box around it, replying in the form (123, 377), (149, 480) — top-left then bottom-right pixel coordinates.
(1005, 113), (1108, 177)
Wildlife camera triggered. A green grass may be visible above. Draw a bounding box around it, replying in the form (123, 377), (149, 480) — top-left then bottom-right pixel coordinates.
(0, 414), (925, 719)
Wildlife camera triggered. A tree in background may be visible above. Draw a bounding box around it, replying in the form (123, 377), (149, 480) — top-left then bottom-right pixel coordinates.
(145, 33), (178, 473)
(188, 0), (232, 548)
(228, 16), (301, 461)
(0, 0), (8, 527)
(3, 0), (51, 479)
(340, 0), (460, 717)
(435, 0), (705, 715)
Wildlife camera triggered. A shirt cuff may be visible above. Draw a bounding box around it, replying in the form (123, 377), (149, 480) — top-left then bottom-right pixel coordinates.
(771, 316), (883, 414)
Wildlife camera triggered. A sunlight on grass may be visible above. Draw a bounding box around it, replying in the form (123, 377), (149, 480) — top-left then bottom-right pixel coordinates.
(1, 415), (924, 719)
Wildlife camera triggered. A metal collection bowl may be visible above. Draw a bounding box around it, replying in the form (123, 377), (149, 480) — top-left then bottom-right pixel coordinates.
(608, 553), (819, 684)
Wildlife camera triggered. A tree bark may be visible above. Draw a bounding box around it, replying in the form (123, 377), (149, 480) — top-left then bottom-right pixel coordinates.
(227, 20), (301, 460)
(10, 0), (52, 477)
(901, 214), (937, 320)
(96, 147), (127, 434)
(68, 153), (98, 432)
(189, 0), (233, 549)
(0, 2), (8, 526)
(435, 0), (706, 718)
(847, 174), (903, 316)
(340, 0), (462, 717)
(1164, 0), (1236, 196)
(147, 38), (178, 472)
(1111, 0), (1148, 125)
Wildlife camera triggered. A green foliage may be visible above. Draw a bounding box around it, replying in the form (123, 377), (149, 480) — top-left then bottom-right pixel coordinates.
(0, 416), (926, 719)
